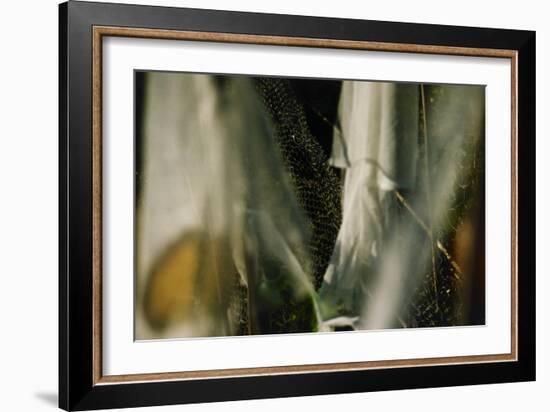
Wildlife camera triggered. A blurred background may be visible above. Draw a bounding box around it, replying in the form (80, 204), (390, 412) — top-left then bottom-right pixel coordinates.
(134, 71), (485, 340)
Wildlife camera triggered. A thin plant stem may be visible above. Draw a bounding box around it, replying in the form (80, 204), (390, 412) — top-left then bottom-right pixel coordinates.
(394, 190), (463, 280)
(420, 84), (440, 314)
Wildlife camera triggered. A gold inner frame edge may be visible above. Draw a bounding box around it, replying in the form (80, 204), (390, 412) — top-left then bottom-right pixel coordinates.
(91, 25), (518, 386)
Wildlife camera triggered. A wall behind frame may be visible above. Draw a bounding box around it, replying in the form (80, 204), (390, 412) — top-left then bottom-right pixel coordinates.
(0, 0), (546, 411)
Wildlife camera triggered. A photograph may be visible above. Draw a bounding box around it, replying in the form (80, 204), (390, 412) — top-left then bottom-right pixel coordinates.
(134, 71), (486, 340)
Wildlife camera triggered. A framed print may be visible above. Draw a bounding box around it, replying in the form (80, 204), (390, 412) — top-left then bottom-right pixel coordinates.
(59, 1), (535, 410)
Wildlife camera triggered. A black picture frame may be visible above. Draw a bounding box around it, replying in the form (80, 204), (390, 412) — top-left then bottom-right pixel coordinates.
(59, 1), (535, 410)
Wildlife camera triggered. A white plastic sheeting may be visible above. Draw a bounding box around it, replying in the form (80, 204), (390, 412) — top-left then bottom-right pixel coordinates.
(136, 73), (316, 339)
(319, 82), (419, 326)
(320, 81), (484, 330)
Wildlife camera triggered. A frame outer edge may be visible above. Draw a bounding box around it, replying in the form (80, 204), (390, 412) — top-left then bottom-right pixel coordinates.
(59, 2), (69, 410)
(517, 30), (536, 380)
(61, 1), (535, 409)
(67, 1), (96, 410)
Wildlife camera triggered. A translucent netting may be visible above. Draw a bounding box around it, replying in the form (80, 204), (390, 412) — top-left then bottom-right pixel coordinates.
(253, 78), (343, 290)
